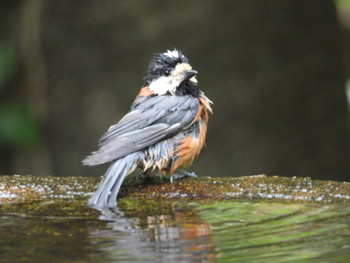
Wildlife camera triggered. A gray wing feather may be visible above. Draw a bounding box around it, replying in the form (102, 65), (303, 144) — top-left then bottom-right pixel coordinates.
(83, 95), (199, 166)
(99, 96), (196, 144)
(99, 108), (167, 145)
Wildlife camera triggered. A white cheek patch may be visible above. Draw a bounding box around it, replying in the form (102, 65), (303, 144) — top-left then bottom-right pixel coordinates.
(149, 76), (180, 95)
(173, 63), (192, 76)
(148, 63), (195, 95)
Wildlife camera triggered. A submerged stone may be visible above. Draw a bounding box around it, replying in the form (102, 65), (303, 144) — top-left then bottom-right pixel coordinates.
(0, 174), (349, 216)
(1, 175), (350, 262)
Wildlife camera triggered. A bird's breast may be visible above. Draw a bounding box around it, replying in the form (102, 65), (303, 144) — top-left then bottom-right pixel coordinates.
(171, 103), (209, 173)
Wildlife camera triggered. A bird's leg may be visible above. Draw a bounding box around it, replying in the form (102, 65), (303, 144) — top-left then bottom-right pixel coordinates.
(170, 170), (197, 183)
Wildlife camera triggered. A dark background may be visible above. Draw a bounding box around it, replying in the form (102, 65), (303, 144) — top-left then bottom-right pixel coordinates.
(1, 0), (350, 181)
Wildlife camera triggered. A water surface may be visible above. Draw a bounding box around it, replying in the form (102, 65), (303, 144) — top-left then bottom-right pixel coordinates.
(1, 199), (349, 262)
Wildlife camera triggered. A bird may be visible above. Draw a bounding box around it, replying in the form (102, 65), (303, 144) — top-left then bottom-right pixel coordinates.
(83, 49), (213, 209)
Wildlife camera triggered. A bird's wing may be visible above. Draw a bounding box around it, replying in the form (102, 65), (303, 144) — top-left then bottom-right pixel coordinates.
(83, 95), (199, 166)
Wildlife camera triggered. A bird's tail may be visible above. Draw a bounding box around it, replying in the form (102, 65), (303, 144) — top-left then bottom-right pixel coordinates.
(87, 153), (138, 209)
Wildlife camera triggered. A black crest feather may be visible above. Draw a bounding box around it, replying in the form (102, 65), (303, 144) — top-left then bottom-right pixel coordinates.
(144, 49), (189, 84)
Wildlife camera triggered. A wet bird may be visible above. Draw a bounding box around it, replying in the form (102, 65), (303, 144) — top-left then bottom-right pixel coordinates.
(83, 49), (212, 209)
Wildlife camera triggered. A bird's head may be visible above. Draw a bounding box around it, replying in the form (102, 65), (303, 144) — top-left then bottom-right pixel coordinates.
(144, 49), (200, 97)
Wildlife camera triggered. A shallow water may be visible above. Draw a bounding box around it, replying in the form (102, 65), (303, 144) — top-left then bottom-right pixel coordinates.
(0, 199), (349, 263)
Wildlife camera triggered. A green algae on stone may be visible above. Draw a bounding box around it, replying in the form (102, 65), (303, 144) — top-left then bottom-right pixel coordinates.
(0, 175), (98, 203)
(1, 174), (350, 217)
(127, 175), (350, 204)
(0, 175), (100, 217)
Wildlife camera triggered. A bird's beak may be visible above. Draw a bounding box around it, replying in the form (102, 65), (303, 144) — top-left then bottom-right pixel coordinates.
(183, 70), (198, 81)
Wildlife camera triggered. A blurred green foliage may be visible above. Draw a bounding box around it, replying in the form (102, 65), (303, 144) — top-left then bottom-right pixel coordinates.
(0, 41), (41, 148)
(0, 103), (40, 148)
(0, 42), (16, 89)
(335, 0), (350, 9)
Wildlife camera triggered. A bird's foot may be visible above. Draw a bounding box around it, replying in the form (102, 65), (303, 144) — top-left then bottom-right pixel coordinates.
(170, 170), (197, 183)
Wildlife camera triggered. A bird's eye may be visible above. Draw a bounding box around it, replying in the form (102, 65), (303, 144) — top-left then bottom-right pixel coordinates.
(164, 69), (170, 76)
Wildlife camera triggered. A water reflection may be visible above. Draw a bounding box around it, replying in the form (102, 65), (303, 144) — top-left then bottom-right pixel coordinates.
(0, 199), (349, 262)
(89, 201), (216, 262)
(192, 201), (350, 262)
